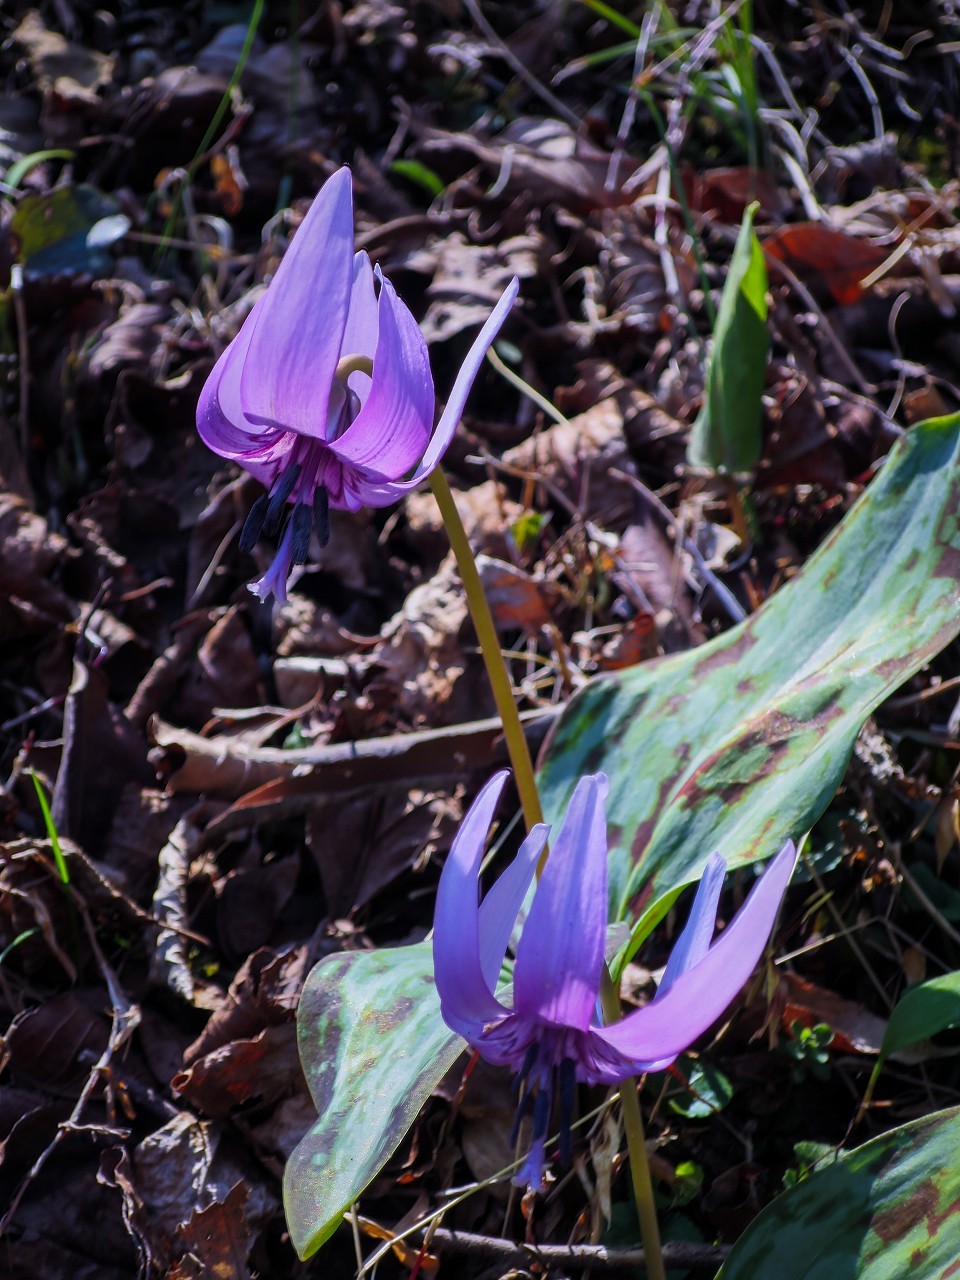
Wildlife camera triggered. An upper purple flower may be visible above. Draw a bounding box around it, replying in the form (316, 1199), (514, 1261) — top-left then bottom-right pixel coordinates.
(197, 167), (520, 603)
(433, 771), (796, 1188)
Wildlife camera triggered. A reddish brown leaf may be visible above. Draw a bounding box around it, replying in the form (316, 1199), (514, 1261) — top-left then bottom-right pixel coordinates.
(780, 973), (886, 1055)
(764, 223), (890, 305)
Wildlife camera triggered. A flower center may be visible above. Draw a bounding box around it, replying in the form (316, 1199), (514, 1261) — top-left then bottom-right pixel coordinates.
(510, 1033), (579, 1188)
(238, 366), (367, 571)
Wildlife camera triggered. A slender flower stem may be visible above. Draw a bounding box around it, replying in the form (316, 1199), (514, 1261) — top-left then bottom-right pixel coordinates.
(431, 463), (666, 1277)
(600, 970), (666, 1280)
(429, 467), (543, 833)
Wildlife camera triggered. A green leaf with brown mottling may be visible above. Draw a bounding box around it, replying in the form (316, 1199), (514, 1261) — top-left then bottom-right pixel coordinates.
(717, 1107), (960, 1279)
(284, 942), (464, 1258)
(287, 414), (960, 1257)
(539, 413), (960, 953)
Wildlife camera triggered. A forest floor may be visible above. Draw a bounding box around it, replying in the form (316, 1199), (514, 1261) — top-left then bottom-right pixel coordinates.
(2, 2), (960, 1277)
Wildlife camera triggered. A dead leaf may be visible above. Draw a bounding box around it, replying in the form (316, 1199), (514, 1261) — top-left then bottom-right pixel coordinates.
(306, 788), (457, 916)
(371, 553), (481, 726)
(416, 232), (538, 343)
(172, 1024), (302, 1117)
(12, 13), (113, 98)
(477, 555), (555, 632)
(5, 990), (109, 1095)
(780, 973), (886, 1054)
(764, 223), (890, 306)
(503, 397), (637, 529)
(168, 606), (264, 726)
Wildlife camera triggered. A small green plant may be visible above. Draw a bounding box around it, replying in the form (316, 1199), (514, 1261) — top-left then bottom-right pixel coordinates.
(781, 1021), (833, 1084)
(29, 769), (69, 886)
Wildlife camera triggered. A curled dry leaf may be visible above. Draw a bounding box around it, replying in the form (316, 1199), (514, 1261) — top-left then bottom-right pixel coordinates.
(0, 493), (73, 640)
(477, 554), (556, 633)
(105, 1113), (276, 1278)
(172, 1023), (303, 1118)
(503, 397), (638, 530)
(371, 552), (479, 726)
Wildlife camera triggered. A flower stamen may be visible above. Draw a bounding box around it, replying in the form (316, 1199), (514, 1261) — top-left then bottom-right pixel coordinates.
(265, 462), (302, 534)
(290, 502), (313, 564)
(239, 493), (270, 553)
(313, 487), (331, 547)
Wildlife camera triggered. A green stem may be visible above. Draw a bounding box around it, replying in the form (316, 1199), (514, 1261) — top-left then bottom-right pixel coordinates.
(429, 467), (543, 833)
(600, 975), (665, 1280)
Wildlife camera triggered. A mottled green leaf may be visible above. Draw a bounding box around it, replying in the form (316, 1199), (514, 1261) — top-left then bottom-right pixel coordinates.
(718, 1107), (960, 1279)
(13, 184), (126, 278)
(880, 971), (960, 1062)
(283, 942), (463, 1259)
(863, 970), (960, 1105)
(687, 201), (768, 474)
(540, 414), (960, 952)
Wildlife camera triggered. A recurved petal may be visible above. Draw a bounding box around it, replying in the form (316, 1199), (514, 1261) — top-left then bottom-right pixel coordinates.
(477, 822), (549, 991)
(593, 841), (797, 1070)
(327, 275), (433, 477)
(656, 852), (726, 999)
(513, 774), (609, 1032)
(239, 167), (355, 436)
(197, 294), (293, 486)
(433, 772), (512, 1041)
(351, 277), (520, 502)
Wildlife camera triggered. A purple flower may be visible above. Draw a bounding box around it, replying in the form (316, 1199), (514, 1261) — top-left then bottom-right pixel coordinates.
(197, 167), (520, 603)
(433, 771), (796, 1188)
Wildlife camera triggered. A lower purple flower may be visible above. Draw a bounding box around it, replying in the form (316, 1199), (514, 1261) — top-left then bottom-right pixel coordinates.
(433, 771), (796, 1188)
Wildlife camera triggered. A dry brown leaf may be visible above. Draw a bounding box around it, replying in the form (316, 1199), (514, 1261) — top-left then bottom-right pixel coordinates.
(503, 397), (637, 529)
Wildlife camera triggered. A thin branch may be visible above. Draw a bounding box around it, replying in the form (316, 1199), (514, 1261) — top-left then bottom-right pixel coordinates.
(426, 1226), (730, 1274)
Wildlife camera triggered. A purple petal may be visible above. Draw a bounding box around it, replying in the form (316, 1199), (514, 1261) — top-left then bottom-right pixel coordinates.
(197, 295), (294, 484)
(656, 852), (726, 999)
(513, 774), (609, 1031)
(239, 168), (355, 436)
(352, 277), (520, 502)
(327, 276), (433, 477)
(433, 772), (512, 1041)
(339, 252), (379, 394)
(593, 841), (797, 1069)
(478, 822), (549, 990)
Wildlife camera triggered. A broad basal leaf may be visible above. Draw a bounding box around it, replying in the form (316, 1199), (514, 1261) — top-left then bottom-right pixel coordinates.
(284, 942), (463, 1258)
(718, 1107), (960, 1279)
(540, 414), (960, 950)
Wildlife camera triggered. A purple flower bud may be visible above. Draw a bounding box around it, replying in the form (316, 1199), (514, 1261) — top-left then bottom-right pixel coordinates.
(433, 772), (796, 1189)
(198, 167), (519, 601)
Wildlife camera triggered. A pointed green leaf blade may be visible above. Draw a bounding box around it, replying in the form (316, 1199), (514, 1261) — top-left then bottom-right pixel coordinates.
(717, 1107), (960, 1279)
(687, 201), (769, 474)
(283, 942), (463, 1258)
(880, 970), (960, 1064)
